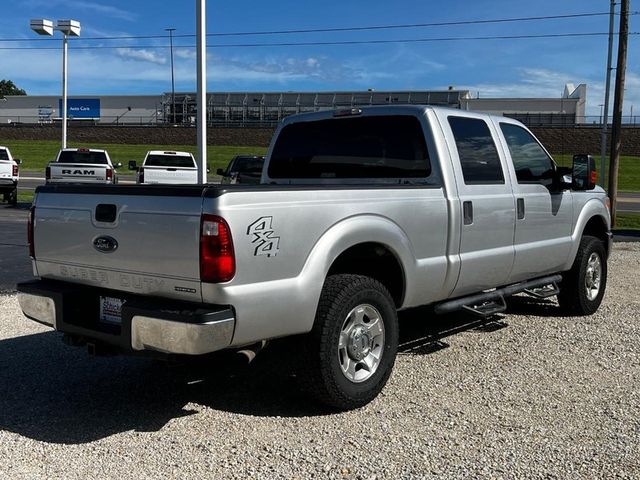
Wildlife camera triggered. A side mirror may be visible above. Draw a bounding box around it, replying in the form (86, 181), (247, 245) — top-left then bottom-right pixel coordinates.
(556, 166), (573, 190)
(14, 159), (22, 165)
(128, 160), (137, 171)
(572, 154), (596, 190)
(216, 168), (225, 176)
(115, 162), (123, 169)
(206, 166), (211, 174)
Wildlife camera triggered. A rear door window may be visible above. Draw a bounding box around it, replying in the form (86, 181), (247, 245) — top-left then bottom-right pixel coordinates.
(145, 155), (196, 168)
(268, 115), (431, 180)
(448, 116), (505, 184)
(58, 151), (108, 164)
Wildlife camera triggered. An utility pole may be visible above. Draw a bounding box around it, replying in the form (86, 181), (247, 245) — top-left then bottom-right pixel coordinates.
(599, 0), (616, 187)
(165, 28), (176, 124)
(608, 0), (629, 227)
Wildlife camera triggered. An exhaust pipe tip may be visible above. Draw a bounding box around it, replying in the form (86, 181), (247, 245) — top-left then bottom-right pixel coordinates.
(235, 340), (268, 364)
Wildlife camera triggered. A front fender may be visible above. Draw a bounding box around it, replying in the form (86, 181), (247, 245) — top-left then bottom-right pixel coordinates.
(562, 198), (611, 271)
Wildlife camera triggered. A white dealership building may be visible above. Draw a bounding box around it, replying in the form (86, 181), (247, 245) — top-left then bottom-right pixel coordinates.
(0, 83), (586, 127)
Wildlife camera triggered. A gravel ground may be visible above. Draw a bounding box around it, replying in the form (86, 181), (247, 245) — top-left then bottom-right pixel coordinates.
(0, 243), (639, 479)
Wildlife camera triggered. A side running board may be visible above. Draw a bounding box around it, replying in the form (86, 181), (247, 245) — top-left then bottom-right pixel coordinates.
(461, 296), (507, 317)
(434, 274), (563, 317)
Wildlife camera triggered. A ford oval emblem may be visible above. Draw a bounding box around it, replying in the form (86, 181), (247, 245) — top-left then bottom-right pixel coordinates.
(93, 236), (118, 253)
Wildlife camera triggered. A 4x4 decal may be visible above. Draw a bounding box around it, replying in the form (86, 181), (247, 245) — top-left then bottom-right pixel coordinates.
(247, 216), (280, 257)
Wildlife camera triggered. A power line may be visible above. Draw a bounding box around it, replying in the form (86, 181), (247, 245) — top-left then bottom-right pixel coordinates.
(0, 11), (636, 43)
(0, 31), (637, 50)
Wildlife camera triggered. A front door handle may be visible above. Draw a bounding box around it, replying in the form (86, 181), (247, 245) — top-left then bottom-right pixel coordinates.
(517, 198), (525, 220)
(463, 201), (473, 225)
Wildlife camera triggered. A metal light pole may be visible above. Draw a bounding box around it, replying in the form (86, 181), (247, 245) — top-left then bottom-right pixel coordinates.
(196, 0), (207, 184)
(62, 31), (68, 147)
(599, 104), (604, 125)
(165, 28), (176, 124)
(30, 19), (80, 149)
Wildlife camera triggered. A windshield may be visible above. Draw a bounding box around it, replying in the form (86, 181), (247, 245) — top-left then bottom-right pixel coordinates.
(230, 156), (264, 174)
(58, 151), (108, 164)
(0, 149), (10, 161)
(145, 154), (195, 168)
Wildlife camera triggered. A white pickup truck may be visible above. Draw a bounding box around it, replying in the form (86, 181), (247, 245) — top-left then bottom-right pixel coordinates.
(130, 150), (198, 185)
(0, 146), (21, 205)
(46, 148), (121, 184)
(18, 106), (612, 410)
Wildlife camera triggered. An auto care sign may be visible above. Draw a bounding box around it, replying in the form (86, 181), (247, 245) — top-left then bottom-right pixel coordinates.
(58, 98), (101, 119)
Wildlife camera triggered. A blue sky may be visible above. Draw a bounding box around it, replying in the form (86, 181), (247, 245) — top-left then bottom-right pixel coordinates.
(0, 0), (637, 116)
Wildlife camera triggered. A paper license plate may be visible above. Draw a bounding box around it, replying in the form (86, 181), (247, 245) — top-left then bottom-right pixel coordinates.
(99, 296), (124, 324)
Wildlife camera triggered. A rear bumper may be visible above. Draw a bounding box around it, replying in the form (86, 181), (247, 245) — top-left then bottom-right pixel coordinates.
(0, 180), (17, 192)
(17, 279), (235, 356)
(606, 231), (613, 257)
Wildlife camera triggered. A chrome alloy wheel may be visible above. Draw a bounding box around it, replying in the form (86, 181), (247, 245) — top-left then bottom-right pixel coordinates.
(585, 252), (602, 301)
(338, 304), (385, 383)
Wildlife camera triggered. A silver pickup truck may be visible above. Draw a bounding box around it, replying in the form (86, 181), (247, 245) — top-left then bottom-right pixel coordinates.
(18, 106), (612, 410)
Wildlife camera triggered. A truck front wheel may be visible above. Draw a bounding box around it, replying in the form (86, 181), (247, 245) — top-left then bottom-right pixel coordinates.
(304, 274), (399, 410)
(558, 235), (607, 315)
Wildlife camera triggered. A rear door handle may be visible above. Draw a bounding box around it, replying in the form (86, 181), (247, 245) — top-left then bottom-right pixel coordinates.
(463, 201), (473, 225)
(517, 198), (525, 220)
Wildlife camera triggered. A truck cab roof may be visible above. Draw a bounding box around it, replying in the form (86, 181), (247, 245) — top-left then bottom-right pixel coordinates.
(145, 150), (193, 157)
(279, 104), (504, 126)
(0, 146), (14, 162)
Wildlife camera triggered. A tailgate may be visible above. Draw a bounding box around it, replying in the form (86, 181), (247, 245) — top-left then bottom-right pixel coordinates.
(0, 162), (12, 181)
(49, 163), (109, 183)
(143, 167), (198, 185)
(33, 186), (206, 302)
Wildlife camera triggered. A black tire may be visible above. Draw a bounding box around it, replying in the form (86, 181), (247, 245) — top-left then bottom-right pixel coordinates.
(303, 274), (399, 410)
(9, 189), (17, 206)
(558, 235), (607, 315)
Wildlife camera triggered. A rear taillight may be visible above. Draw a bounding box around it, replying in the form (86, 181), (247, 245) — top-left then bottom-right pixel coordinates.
(106, 168), (113, 181)
(45, 166), (51, 180)
(12, 164), (18, 176)
(200, 214), (235, 283)
(138, 167), (144, 184)
(590, 169), (597, 186)
(28, 206), (35, 258)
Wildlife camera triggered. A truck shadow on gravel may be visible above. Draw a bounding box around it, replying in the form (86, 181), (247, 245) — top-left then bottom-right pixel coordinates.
(0, 330), (333, 444)
(0, 298), (560, 444)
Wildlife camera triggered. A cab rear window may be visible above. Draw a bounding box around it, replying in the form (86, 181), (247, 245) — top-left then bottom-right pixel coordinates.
(230, 156), (264, 174)
(58, 151), (108, 164)
(144, 155), (196, 168)
(0, 150), (10, 161)
(268, 115), (431, 179)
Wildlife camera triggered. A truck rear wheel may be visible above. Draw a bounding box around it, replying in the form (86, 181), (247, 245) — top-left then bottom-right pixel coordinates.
(303, 274), (398, 410)
(558, 235), (607, 315)
(9, 188), (17, 206)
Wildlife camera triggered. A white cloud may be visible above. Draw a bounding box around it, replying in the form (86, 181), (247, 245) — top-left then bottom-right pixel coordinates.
(459, 67), (640, 119)
(22, 0), (136, 21)
(461, 68), (574, 98)
(116, 48), (167, 65)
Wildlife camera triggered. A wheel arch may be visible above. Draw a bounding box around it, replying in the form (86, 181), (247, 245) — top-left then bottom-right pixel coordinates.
(582, 214), (610, 255)
(301, 215), (414, 310)
(327, 242), (406, 308)
(563, 199), (612, 271)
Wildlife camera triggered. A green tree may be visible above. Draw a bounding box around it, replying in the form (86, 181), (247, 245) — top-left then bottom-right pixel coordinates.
(0, 79), (27, 97)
